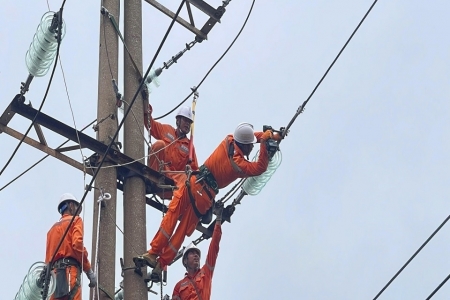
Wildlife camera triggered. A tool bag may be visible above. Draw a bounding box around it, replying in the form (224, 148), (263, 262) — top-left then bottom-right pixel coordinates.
(52, 258), (81, 300)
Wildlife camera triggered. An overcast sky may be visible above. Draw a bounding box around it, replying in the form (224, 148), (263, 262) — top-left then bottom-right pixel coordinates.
(1, 0), (450, 299)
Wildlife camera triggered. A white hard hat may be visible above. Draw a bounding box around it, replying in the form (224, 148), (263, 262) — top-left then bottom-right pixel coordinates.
(176, 106), (194, 122)
(234, 122), (257, 144)
(182, 243), (201, 267)
(57, 193), (79, 214)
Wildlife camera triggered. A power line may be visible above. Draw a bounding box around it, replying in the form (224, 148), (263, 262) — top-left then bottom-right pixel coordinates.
(426, 273), (450, 300)
(282, 0), (379, 138)
(155, 0), (256, 120)
(373, 214), (450, 299)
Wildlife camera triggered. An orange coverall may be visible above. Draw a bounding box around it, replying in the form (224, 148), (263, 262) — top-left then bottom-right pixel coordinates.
(172, 222), (222, 300)
(45, 214), (91, 300)
(144, 108), (198, 189)
(149, 132), (268, 267)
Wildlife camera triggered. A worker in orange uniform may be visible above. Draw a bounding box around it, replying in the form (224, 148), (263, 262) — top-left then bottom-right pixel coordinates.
(144, 105), (199, 190)
(172, 204), (224, 300)
(45, 193), (96, 300)
(134, 122), (272, 282)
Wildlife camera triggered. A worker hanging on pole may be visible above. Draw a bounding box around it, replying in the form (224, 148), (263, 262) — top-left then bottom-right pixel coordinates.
(44, 193), (97, 300)
(144, 103), (199, 192)
(172, 203), (224, 300)
(133, 122), (273, 282)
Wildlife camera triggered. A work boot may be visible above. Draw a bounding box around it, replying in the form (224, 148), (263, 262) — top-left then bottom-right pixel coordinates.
(133, 252), (158, 268)
(150, 262), (162, 283)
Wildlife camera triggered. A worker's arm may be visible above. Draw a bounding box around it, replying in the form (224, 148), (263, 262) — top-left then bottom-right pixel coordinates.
(204, 220), (222, 277)
(71, 217), (91, 272)
(149, 118), (171, 140)
(254, 131), (264, 142)
(144, 104), (173, 140)
(172, 280), (182, 299)
(232, 131), (271, 177)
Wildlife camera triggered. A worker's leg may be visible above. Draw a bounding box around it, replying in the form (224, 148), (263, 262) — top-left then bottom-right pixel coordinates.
(171, 172), (187, 188)
(149, 186), (188, 256)
(158, 179), (215, 267)
(148, 140), (166, 172)
(158, 203), (198, 267)
(68, 266), (82, 300)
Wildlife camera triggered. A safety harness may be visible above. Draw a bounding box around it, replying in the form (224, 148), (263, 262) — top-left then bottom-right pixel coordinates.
(52, 257), (81, 300)
(186, 165), (218, 224)
(226, 137), (244, 174)
(187, 275), (203, 300)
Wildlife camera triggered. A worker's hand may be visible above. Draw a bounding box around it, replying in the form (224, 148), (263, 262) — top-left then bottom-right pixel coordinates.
(272, 132), (282, 142)
(86, 269), (97, 288)
(261, 130), (273, 141)
(215, 202), (224, 223)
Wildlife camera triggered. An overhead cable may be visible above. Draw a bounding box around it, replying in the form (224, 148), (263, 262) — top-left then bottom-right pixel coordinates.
(373, 214), (450, 299)
(282, 0), (379, 138)
(426, 273), (450, 300)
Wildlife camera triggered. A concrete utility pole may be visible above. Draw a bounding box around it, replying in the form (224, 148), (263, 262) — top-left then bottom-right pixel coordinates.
(91, 0), (120, 299)
(123, 0), (148, 299)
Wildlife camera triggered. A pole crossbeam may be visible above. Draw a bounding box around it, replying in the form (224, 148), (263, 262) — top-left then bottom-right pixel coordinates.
(3, 94), (174, 191)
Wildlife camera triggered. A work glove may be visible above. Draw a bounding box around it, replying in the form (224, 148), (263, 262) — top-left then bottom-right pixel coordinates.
(147, 103), (153, 114)
(215, 202), (224, 223)
(86, 269), (97, 288)
(261, 130), (273, 141)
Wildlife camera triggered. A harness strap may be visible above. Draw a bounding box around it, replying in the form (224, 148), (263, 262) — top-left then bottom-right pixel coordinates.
(68, 265), (81, 300)
(53, 257), (80, 269)
(226, 138), (244, 174)
(187, 276), (203, 300)
(186, 179), (206, 220)
(186, 175), (214, 221)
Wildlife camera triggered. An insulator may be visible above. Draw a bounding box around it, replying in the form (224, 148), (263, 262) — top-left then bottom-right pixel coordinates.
(145, 67), (162, 91)
(242, 150), (282, 195)
(14, 261), (56, 300)
(25, 11), (66, 77)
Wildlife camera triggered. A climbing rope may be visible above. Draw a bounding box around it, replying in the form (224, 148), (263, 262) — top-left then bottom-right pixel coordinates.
(94, 189), (111, 300)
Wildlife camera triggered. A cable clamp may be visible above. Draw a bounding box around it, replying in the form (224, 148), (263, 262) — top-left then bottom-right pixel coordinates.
(97, 189), (112, 207)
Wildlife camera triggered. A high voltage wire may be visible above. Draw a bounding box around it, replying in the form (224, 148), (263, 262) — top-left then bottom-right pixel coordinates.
(373, 214), (450, 299)
(427, 273), (450, 300)
(282, 0), (379, 137)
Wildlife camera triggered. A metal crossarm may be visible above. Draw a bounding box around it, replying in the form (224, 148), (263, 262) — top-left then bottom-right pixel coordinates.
(2, 94), (174, 191)
(144, 0), (228, 42)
